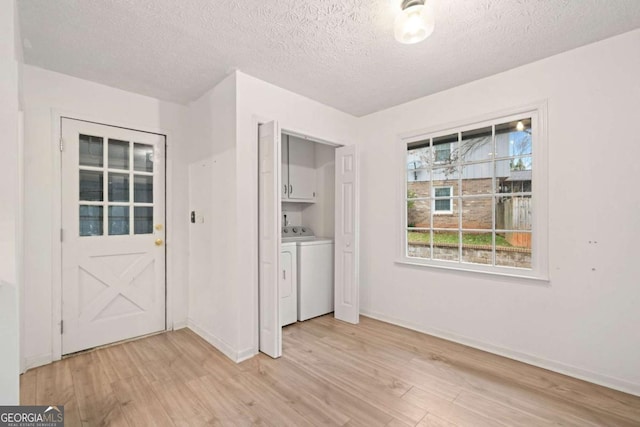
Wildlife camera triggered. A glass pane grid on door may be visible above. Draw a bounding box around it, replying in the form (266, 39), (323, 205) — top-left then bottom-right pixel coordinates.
(78, 134), (156, 237)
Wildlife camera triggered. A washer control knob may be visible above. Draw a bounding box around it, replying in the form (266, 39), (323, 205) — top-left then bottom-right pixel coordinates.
(292, 227), (298, 233)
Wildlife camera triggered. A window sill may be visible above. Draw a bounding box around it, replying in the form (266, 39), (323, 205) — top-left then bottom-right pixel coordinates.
(395, 258), (550, 284)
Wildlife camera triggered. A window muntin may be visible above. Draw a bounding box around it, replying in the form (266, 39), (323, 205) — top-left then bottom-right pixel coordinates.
(404, 113), (537, 274)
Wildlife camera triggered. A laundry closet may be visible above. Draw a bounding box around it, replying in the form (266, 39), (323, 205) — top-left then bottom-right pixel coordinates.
(279, 133), (336, 327)
(258, 121), (358, 358)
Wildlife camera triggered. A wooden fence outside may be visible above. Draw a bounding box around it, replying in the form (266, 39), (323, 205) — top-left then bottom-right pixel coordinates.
(496, 196), (532, 248)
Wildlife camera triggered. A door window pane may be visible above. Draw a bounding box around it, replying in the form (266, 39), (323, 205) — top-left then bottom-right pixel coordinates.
(108, 139), (130, 170)
(79, 170), (103, 201)
(134, 207), (153, 234)
(79, 134), (104, 167)
(108, 173), (130, 202)
(134, 143), (154, 172)
(108, 206), (130, 235)
(134, 175), (153, 203)
(79, 205), (103, 236)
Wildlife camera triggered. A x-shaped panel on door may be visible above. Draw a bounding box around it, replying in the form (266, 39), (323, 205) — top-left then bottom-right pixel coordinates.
(77, 253), (155, 323)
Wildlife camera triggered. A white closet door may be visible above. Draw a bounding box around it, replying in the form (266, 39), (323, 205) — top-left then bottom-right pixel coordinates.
(258, 121), (282, 358)
(334, 144), (359, 324)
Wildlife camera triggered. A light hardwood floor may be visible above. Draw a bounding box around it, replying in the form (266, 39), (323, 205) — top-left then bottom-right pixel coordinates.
(21, 315), (640, 426)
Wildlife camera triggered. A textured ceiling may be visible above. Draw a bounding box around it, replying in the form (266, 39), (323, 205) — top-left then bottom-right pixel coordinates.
(18, 0), (640, 116)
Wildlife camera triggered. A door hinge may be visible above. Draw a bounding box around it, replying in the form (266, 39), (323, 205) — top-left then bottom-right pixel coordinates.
(60, 320), (63, 334)
(60, 228), (63, 242)
(59, 138), (64, 152)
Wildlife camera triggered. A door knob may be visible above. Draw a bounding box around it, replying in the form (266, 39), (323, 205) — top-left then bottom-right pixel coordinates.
(155, 238), (164, 246)
(155, 224), (163, 231)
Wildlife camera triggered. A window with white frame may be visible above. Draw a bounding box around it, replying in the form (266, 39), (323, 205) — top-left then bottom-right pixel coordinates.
(432, 186), (452, 214)
(402, 107), (547, 278)
(434, 141), (451, 163)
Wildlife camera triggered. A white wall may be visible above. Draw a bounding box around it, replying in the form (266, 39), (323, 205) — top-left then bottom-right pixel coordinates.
(235, 72), (359, 357)
(302, 143), (336, 239)
(0, 0), (22, 404)
(186, 74), (240, 359)
(282, 203), (304, 227)
(186, 71), (358, 361)
(22, 65), (190, 368)
(357, 29), (640, 395)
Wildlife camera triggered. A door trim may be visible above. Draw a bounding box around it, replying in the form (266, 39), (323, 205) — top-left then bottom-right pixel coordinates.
(50, 110), (173, 361)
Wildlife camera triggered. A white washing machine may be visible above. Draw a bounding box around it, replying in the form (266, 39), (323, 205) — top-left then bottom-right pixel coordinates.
(280, 241), (297, 326)
(282, 226), (334, 321)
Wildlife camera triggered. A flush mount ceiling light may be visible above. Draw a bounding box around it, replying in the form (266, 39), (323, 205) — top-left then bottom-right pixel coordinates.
(394, 0), (435, 44)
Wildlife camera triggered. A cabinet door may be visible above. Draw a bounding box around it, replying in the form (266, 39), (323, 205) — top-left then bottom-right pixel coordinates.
(287, 136), (316, 201)
(281, 135), (289, 199)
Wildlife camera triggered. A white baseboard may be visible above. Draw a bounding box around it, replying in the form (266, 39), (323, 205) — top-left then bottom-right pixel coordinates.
(236, 347), (258, 363)
(186, 318), (256, 364)
(23, 353), (52, 372)
(360, 309), (640, 397)
(172, 319), (188, 330)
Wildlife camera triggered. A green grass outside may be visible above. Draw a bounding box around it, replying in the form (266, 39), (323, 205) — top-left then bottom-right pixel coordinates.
(408, 231), (512, 247)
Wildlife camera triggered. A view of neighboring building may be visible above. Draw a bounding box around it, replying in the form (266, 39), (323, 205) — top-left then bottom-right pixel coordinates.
(406, 119), (532, 267)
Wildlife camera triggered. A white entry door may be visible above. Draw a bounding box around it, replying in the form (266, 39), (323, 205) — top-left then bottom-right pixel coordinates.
(334, 144), (359, 324)
(258, 121), (282, 358)
(61, 118), (166, 355)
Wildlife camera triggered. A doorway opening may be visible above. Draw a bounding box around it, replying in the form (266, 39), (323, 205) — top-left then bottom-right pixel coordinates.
(258, 121), (359, 358)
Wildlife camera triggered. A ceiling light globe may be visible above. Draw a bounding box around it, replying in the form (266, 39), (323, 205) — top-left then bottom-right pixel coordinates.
(394, 2), (434, 44)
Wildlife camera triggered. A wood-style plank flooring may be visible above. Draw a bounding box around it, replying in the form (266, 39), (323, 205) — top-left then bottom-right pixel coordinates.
(20, 315), (640, 426)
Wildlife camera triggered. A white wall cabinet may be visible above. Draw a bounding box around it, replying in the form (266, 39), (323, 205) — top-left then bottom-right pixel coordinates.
(282, 135), (316, 202)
